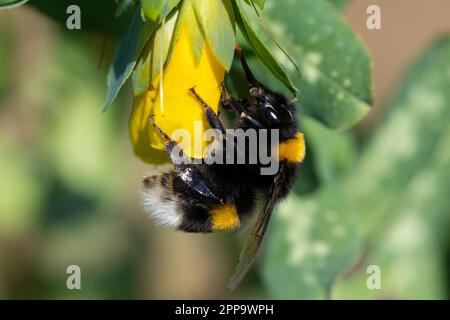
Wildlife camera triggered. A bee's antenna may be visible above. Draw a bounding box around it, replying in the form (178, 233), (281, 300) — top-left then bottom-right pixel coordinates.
(235, 44), (258, 88)
(249, 0), (302, 79)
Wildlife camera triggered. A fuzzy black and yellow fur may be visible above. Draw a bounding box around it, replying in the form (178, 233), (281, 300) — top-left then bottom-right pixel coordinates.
(141, 48), (305, 288)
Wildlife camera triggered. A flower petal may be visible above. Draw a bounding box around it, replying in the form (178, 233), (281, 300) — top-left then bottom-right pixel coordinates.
(129, 81), (169, 164)
(130, 22), (226, 162)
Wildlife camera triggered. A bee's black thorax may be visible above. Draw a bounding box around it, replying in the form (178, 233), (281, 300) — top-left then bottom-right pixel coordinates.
(142, 78), (304, 234)
(141, 51), (306, 289)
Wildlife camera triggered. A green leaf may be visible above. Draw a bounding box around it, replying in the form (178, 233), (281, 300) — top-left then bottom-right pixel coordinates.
(326, 0), (348, 10)
(132, 11), (178, 96)
(233, 0), (297, 93)
(185, 0), (204, 65)
(243, 0), (265, 10)
(193, 0), (235, 71)
(246, 0), (373, 129)
(263, 37), (450, 300)
(302, 117), (356, 186)
(262, 190), (360, 299)
(115, 0), (137, 17)
(162, 0), (204, 69)
(333, 126), (450, 299)
(344, 36), (450, 239)
(334, 212), (447, 299)
(141, 0), (165, 21)
(0, 0), (28, 9)
(140, 0), (181, 22)
(102, 6), (156, 112)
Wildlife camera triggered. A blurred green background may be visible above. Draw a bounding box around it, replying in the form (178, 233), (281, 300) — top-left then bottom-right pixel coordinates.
(0, 0), (449, 299)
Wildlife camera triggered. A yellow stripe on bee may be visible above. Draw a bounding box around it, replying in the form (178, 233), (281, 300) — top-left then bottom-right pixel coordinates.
(210, 204), (240, 231)
(278, 132), (306, 163)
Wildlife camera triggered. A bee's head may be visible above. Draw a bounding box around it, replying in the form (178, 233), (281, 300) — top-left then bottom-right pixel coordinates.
(241, 86), (296, 130)
(237, 48), (297, 131)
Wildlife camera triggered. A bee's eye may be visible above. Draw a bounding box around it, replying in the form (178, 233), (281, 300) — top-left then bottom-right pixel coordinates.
(260, 101), (280, 125)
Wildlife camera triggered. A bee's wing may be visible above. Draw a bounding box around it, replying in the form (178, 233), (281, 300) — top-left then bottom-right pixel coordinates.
(178, 167), (222, 202)
(227, 173), (282, 291)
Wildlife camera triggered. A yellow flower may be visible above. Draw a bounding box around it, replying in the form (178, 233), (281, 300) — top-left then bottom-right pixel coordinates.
(130, 23), (225, 163)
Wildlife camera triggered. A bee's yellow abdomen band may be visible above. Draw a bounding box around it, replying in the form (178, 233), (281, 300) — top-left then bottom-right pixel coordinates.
(210, 204), (240, 231)
(278, 132), (306, 163)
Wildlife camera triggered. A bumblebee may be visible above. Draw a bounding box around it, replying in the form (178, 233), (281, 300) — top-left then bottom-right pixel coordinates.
(141, 47), (305, 289)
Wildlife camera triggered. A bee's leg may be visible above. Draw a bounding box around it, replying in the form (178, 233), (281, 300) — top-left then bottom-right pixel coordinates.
(188, 87), (245, 163)
(220, 82), (244, 114)
(189, 87), (226, 134)
(148, 115), (225, 202)
(235, 44), (258, 87)
(190, 87), (253, 161)
(148, 115), (171, 140)
(148, 115), (191, 165)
